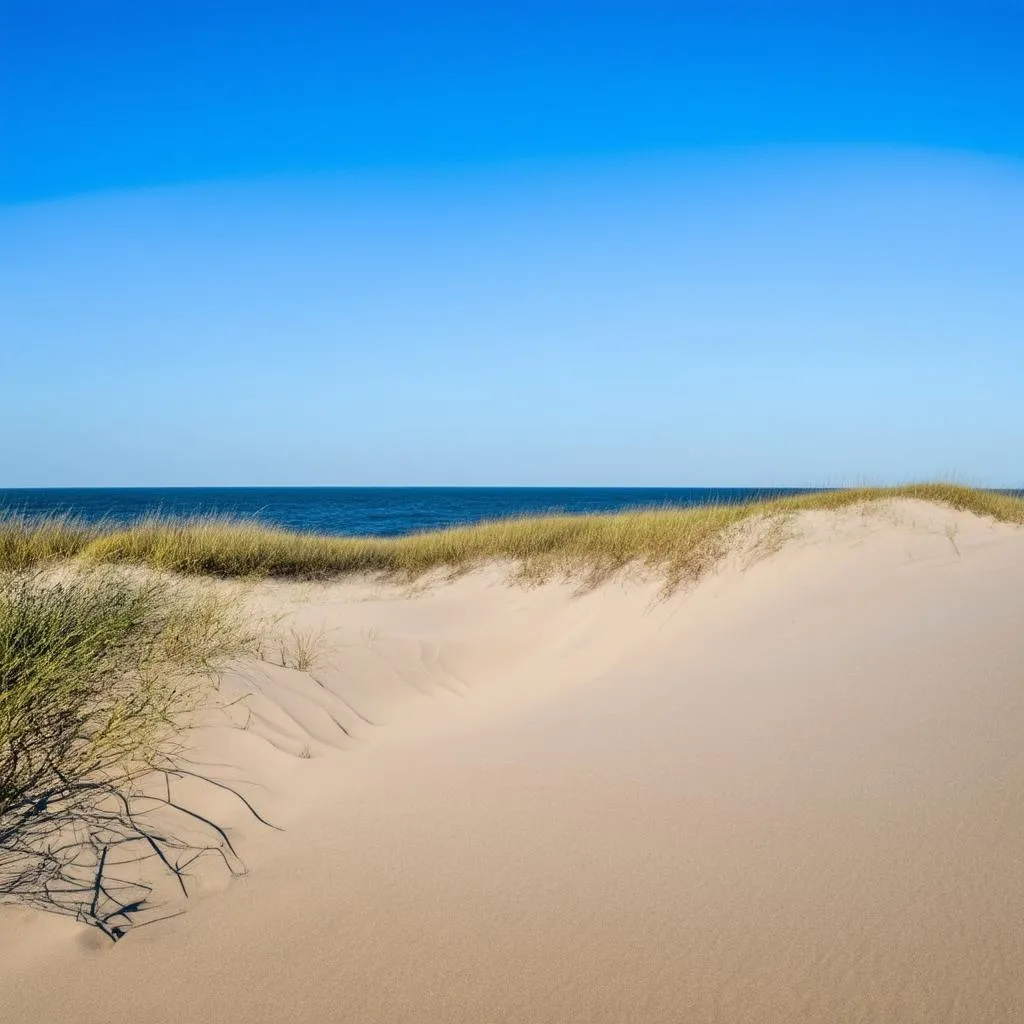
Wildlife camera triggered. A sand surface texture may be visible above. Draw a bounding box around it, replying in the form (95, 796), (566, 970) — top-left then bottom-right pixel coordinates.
(2, 500), (1023, 1022)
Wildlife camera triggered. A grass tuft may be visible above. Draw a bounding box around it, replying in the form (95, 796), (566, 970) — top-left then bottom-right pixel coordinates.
(0, 513), (97, 573)
(1, 568), (246, 818)
(0, 567), (250, 932)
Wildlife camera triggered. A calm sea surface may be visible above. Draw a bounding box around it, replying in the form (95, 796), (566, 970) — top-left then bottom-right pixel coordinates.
(0, 487), (820, 537)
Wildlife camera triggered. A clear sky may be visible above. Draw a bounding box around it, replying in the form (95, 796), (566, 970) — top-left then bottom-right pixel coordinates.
(2, 2), (1022, 486)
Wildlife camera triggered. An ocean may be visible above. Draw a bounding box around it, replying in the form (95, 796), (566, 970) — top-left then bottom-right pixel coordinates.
(0, 487), (817, 538)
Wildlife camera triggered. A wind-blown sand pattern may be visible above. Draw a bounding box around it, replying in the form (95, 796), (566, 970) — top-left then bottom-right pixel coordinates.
(3, 500), (1023, 1022)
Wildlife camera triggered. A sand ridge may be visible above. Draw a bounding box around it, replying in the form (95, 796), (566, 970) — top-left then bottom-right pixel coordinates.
(2, 500), (1023, 1022)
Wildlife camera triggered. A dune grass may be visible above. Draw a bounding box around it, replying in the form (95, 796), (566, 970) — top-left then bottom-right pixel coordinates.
(0, 513), (97, 573)
(1, 484), (1021, 584)
(0, 567), (249, 933)
(1, 568), (245, 820)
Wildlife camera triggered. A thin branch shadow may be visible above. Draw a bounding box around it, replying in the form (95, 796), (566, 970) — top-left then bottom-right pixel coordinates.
(1, 754), (279, 941)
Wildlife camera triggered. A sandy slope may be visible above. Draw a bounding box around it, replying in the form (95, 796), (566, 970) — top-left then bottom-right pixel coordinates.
(3, 500), (1024, 1022)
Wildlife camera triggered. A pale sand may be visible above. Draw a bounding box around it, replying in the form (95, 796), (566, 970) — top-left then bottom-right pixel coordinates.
(3, 500), (1024, 1022)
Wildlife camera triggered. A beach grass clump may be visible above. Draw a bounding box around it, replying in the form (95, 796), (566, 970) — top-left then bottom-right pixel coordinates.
(0, 483), (1021, 583)
(770, 482), (1024, 522)
(0, 513), (97, 573)
(0, 568), (247, 856)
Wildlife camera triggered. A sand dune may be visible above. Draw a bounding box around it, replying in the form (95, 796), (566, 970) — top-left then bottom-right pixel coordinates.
(3, 500), (1024, 1022)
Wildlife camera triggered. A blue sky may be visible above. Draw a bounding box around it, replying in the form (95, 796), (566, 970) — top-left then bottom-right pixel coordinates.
(2, 2), (1022, 485)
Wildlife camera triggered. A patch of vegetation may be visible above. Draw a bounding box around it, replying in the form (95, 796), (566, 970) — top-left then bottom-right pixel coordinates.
(0, 568), (250, 937)
(1, 484), (1021, 584)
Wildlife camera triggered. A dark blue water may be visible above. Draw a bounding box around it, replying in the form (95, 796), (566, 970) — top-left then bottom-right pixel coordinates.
(0, 487), (818, 538)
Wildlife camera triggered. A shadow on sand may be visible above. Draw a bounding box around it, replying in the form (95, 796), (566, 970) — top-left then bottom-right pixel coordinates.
(1, 755), (278, 941)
